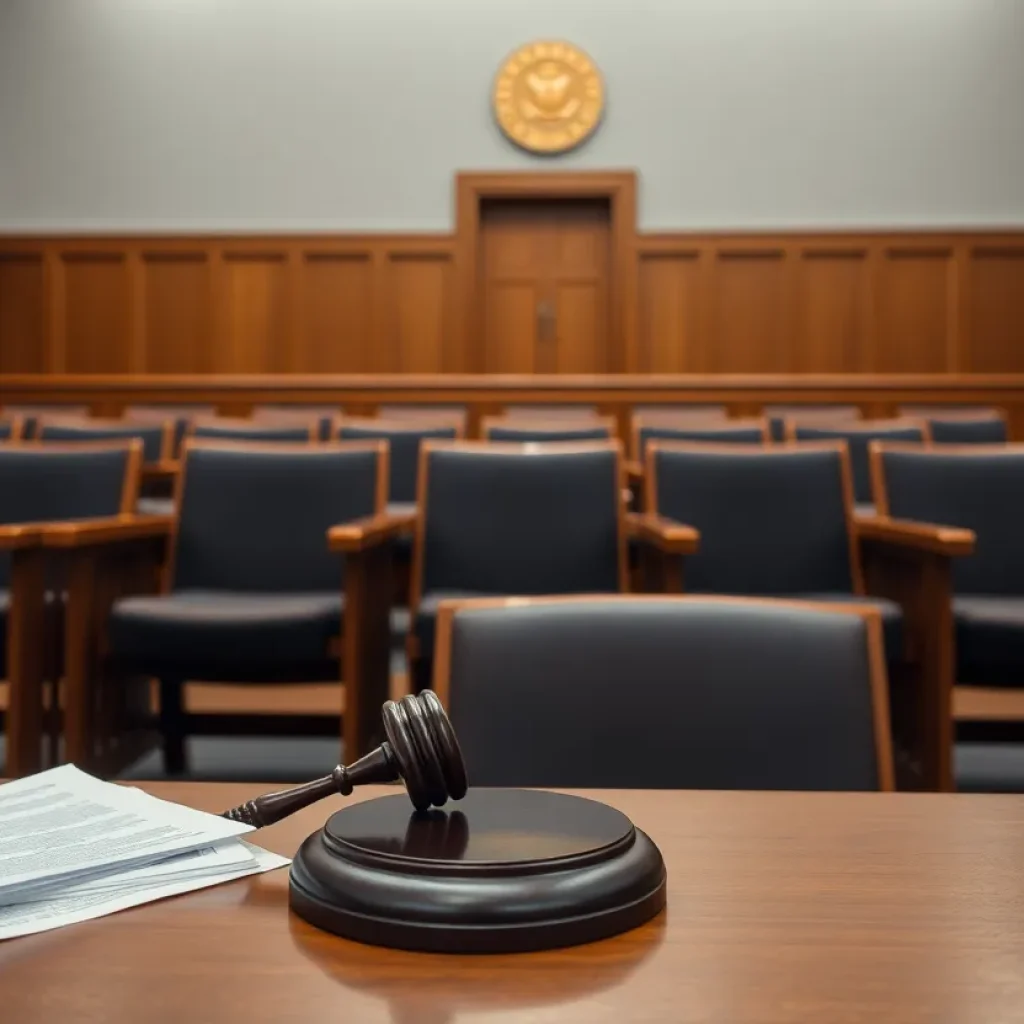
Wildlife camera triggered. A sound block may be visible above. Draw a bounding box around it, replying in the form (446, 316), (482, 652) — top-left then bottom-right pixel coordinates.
(289, 788), (666, 953)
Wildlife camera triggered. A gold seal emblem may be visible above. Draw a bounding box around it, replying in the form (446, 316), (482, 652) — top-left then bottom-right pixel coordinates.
(493, 41), (604, 154)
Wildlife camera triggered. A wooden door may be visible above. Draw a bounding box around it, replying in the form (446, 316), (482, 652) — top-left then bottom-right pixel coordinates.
(480, 199), (611, 373)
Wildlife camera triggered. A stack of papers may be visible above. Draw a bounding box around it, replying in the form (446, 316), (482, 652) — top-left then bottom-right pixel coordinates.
(0, 765), (290, 940)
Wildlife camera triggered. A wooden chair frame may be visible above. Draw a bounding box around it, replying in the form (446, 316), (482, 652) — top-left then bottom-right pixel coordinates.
(432, 593), (895, 792)
(480, 416), (618, 442)
(188, 415), (320, 443)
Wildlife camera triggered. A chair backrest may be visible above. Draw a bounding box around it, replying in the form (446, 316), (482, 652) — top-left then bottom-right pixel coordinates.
(0, 418), (23, 442)
(189, 416), (317, 443)
(252, 405), (340, 442)
(416, 443), (625, 600)
(500, 405), (601, 420)
(337, 418), (461, 505)
(765, 404), (861, 442)
(898, 406), (1008, 445)
(38, 417), (172, 464)
(2, 405), (91, 439)
(170, 442), (385, 593)
(0, 442), (141, 587)
(481, 417), (616, 443)
(377, 405), (468, 432)
(788, 419), (928, 504)
(631, 404), (729, 422)
(123, 405), (216, 455)
(633, 418), (768, 460)
(648, 443), (859, 595)
(872, 444), (1024, 595)
(437, 596), (892, 791)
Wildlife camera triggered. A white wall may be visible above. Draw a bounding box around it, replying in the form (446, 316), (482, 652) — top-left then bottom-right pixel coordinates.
(0, 0), (1021, 231)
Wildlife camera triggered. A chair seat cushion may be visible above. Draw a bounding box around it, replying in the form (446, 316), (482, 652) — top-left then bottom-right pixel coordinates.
(109, 590), (344, 682)
(784, 593), (903, 659)
(955, 596), (1024, 686)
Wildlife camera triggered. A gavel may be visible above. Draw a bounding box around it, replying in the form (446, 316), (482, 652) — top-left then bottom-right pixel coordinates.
(220, 690), (468, 828)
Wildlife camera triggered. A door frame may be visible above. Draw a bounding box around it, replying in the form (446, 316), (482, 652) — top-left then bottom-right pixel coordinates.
(455, 170), (638, 374)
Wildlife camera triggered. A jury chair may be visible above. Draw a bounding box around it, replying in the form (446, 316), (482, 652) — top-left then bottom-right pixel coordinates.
(102, 441), (408, 773)
(0, 441), (144, 777)
(189, 416), (319, 443)
(408, 442), (695, 692)
(765, 404), (861, 442)
(434, 595), (893, 791)
(500, 404), (602, 420)
(786, 418), (930, 511)
(252, 405), (340, 441)
(377, 405), (469, 432)
(899, 407), (1009, 445)
(645, 441), (974, 791)
(631, 404), (729, 422)
(2, 406), (91, 439)
(481, 417), (617, 443)
(871, 444), (1024, 741)
(123, 405), (217, 456)
(0, 417), (24, 442)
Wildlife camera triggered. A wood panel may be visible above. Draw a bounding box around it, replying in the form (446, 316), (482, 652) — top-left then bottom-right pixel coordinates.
(219, 251), (289, 373)
(381, 254), (451, 373)
(709, 250), (790, 373)
(795, 249), (870, 373)
(0, 253), (46, 373)
(61, 252), (131, 373)
(968, 247), (1024, 373)
(637, 251), (703, 373)
(141, 252), (212, 374)
(297, 251), (374, 373)
(875, 247), (954, 374)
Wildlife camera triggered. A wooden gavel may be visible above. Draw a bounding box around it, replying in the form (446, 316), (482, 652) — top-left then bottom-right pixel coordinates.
(220, 691), (468, 828)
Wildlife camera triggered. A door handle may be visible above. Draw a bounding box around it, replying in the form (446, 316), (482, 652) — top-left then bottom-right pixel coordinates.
(536, 301), (556, 343)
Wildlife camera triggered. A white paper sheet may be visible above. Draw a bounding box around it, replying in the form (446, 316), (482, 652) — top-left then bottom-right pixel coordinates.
(0, 843), (290, 941)
(0, 765), (253, 903)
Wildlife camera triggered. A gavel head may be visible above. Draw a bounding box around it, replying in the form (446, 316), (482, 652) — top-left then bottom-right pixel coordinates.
(379, 691), (468, 811)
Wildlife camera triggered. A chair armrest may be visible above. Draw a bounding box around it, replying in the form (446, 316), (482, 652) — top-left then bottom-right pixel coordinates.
(626, 512), (700, 555)
(41, 515), (175, 549)
(856, 516), (975, 557)
(626, 460), (643, 486)
(0, 525), (43, 550)
(141, 460), (180, 482)
(328, 512), (418, 553)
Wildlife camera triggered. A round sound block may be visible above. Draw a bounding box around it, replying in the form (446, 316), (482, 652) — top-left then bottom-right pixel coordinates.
(289, 788), (666, 953)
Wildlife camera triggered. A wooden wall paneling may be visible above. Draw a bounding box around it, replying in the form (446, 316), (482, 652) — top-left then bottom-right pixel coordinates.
(297, 246), (375, 373)
(966, 244), (1024, 373)
(141, 250), (213, 374)
(380, 246), (453, 373)
(61, 249), (132, 373)
(219, 248), (290, 373)
(0, 252), (46, 373)
(709, 247), (791, 373)
(636, 243), (704, 373)
(875, 246), (955, 373)
(795, 245), (871, 373)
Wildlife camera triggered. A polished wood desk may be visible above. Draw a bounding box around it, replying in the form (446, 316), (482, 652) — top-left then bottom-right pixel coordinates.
(2, 783), (1023, 1022)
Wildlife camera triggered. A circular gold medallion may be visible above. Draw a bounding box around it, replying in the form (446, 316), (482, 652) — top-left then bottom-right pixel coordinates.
(493, 41), (605, 155)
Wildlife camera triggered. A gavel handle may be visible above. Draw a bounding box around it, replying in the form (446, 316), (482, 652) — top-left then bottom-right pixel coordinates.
(221, 765), (352, 829)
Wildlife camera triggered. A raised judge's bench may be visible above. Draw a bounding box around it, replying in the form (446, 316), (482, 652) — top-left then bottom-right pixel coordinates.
(2, 373), (1024, 440)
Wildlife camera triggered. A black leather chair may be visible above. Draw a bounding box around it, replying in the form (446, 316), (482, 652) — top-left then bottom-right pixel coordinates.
(899, 407), (1009, 445)
(2, 406), (90, 439)
(0, 418), (23, 442)
(0, 441), (143, 777)
(481, 418), (616, 443)
(872, 444), (1024, 709)
(409, 442), (694, 692)
(190, 417), (318, 443)
(38, 417), (172, 466)
(435, 596), (893, 791)
(105, 441), (406, 773)
(788, 419), (929, 511)
(646, 441), (974, 791)
(765, 404), (861, 442)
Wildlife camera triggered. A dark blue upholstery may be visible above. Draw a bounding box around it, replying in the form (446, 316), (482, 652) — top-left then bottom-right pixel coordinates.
(3, 406), (90, 439)
(484, 424), (614, 442)
(191, 422), (315, 442)
(792, 423), (926, 504)
(125, 405), (216, 455)
(39, 422), (168, 464)
(415, 446), (622, 660)
(0, 421), (17, 441)
(636, 423), (766, 459)
(109, 445), (382, 681)
(929, 417), (1009, 445)
(876, 448), (1024, 686)
(338, 422), (458, 504)
(446, 598), (885, 790)
(650, 446), (902, 655)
